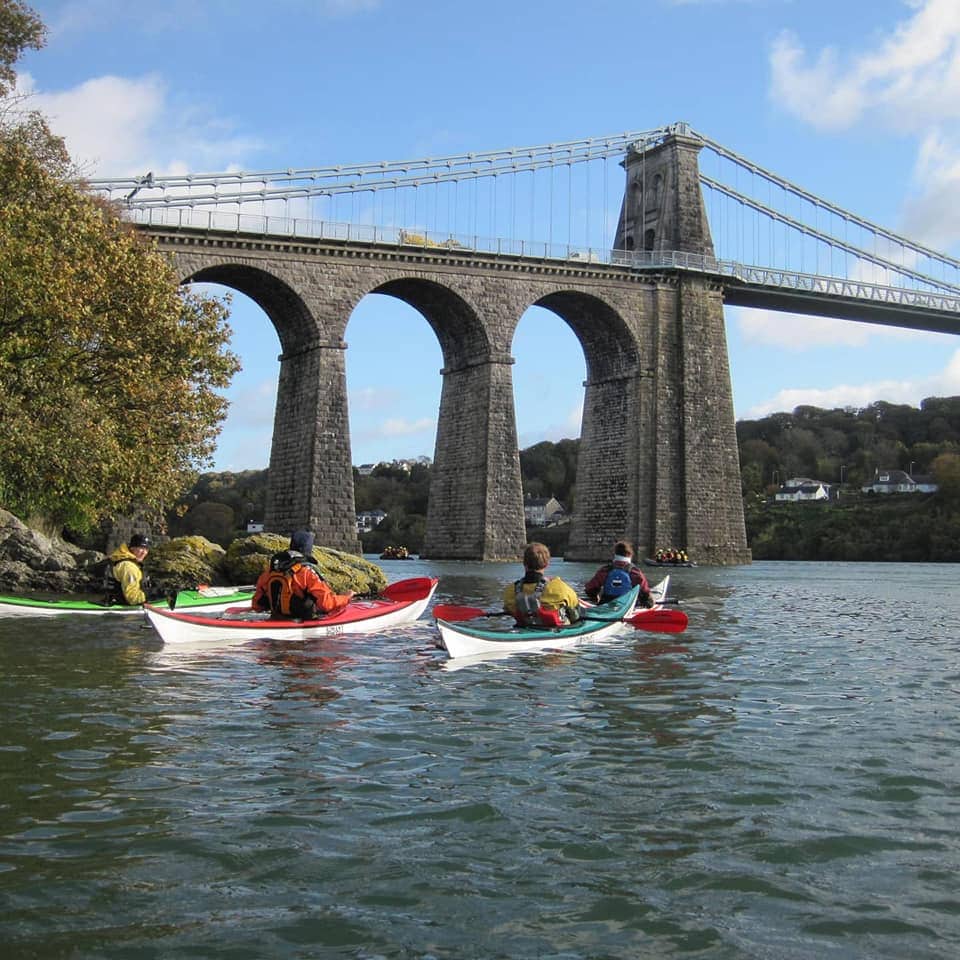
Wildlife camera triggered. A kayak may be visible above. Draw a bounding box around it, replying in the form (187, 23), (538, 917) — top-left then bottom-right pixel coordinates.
(435, 576), (670, 660)
(143, 576), (438, 645)
(0, 585), (254, 618)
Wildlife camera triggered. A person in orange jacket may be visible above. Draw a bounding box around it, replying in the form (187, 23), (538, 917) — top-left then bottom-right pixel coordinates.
(253, 530), (355, 620)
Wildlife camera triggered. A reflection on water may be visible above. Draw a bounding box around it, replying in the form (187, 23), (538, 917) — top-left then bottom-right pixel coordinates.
(1, 561), (959, 959)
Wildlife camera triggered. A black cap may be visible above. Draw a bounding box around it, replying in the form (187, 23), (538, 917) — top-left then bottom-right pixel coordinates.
(129, 533), (152, 549)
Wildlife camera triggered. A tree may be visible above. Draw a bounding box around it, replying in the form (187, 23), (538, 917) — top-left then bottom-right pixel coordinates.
(180, 501), (237, 546)
(0, 0), (42, 98)
(0, 2), (240, 532)
(932, 453), (960, 505)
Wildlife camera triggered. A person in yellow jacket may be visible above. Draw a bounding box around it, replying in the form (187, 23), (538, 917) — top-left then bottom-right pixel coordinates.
(106, 533), (152, 605)
(502, 541), (582, 627)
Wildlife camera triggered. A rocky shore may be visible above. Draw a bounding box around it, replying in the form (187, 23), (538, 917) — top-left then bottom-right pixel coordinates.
(0, 509), (387, 598)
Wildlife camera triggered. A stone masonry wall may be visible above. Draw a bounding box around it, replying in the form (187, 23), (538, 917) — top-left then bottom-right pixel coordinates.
(155, 171), (751, 564)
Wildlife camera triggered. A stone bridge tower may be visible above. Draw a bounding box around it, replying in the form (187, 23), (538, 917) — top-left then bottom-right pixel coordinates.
(563, 126), (749, 563)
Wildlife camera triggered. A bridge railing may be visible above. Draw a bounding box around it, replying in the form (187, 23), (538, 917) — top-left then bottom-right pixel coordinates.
(129, 207), (960, 314)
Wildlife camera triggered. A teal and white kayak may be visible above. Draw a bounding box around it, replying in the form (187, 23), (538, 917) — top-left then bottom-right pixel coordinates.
(435, 576), (671, 660)
(435, 575), (674, 660)
(0, 585), (254, 618)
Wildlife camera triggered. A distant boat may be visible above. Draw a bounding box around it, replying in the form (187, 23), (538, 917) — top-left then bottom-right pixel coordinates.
(644, 557), (696, 568)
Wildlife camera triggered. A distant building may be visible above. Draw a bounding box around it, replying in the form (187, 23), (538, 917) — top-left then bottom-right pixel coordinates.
(774, 478), (831, 502)
(246, 521), (264, 533)
(524, 496), (566, 526)
(355, 458), (431, 477)
(861, 469), (938, 495)
(357, 509), (387, 533)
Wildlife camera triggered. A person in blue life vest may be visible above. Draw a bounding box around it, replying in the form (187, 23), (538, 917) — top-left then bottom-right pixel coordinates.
(502, 541), (583, 627)
(105, 532), (153, 605)
(253, 530), (355, 620)
(584, 539), (654, 608)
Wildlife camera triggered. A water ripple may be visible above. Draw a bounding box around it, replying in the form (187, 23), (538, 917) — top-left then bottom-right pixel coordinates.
(1, 561), (958, 958)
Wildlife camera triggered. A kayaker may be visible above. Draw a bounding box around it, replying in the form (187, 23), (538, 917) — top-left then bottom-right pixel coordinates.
(253, 530), (355, 620)
(502, 541), (582, 627)
(584, 540), (654, 608)
(105, 532), (153, 605)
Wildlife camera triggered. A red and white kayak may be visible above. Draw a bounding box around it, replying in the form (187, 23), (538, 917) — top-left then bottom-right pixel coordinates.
(143, 576), (438, 645)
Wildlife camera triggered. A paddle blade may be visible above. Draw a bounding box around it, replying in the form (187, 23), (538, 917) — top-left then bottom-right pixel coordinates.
(626, 609), (689, 633)
(431, 603), (491, 622)
(380, 577), (436, 602)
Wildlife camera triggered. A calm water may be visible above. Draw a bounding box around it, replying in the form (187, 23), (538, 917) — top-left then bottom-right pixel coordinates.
(1, 559), (959, 959)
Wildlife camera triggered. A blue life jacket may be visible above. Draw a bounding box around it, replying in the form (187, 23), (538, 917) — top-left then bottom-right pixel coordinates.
(601, 564), (634, 600)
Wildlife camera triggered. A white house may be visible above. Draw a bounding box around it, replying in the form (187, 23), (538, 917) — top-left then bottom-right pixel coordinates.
(246, 521), (264, 533)
(357, 509), (387, 533)
(524, 496), (566, 526)
(774, 478), (831, 502)
(861, 469), (938, 495)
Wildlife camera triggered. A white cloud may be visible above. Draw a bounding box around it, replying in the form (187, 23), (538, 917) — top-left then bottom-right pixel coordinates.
(744, 347), (960, 417)
(14, 68), (261, 177)
(770, 0), (960, 133)
(380, 417), (436, 437)
(767, 1), (960, 248)
(731, 305), (945, 350)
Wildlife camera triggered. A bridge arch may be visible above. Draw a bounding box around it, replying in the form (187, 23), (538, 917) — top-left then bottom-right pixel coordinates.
(179, 263), (317, 354)
(514, 290), (645, 559)
(148, 229), (750, 564)
(354, 276), (524, 559)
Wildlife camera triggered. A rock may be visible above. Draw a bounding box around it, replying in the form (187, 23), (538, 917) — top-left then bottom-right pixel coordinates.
(223, 533), (387, 595)
(145, 536), (227, 590)
(0, 512), (388, 598)
(0, 509), (103, 593)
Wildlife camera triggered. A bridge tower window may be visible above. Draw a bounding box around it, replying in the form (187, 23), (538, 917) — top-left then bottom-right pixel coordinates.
(644, 229), (655, 251)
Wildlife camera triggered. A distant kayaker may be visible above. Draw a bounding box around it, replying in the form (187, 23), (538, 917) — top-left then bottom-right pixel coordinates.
(253, 530), (355, 620)
(584, 540), (653, 608)
(105, 532), (153, 605)
(503, 541), (582, 627)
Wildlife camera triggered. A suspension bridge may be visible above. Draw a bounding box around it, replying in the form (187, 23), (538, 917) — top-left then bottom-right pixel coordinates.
(89, 121), (960, 334)
(84, 124), (960, 561)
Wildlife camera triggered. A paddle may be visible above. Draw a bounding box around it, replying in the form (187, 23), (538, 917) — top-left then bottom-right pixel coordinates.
(432, 603), (504, 622)
(581, 609), (688, 633)
(380, 576), (436, 602)
(433, 602), (687, 634)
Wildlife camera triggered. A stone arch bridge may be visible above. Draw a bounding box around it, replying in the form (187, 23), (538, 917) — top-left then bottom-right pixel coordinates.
(145, 133), (751, 564)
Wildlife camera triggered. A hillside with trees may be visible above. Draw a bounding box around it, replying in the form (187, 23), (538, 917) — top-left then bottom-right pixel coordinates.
(171, 396), (960, 561)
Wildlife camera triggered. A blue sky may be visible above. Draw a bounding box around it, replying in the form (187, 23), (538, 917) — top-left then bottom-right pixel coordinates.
(16, 0), (960, 470)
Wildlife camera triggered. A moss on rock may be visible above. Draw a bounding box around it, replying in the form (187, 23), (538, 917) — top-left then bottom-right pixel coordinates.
(222, 534), (387, 594)
(146, 536), (227, 589)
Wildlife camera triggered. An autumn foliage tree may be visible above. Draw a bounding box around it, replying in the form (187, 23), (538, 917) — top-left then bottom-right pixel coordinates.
(0, 0), (240, 532)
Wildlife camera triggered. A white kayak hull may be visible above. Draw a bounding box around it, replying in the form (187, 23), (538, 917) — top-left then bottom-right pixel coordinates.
(144, 577), (438, 645)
